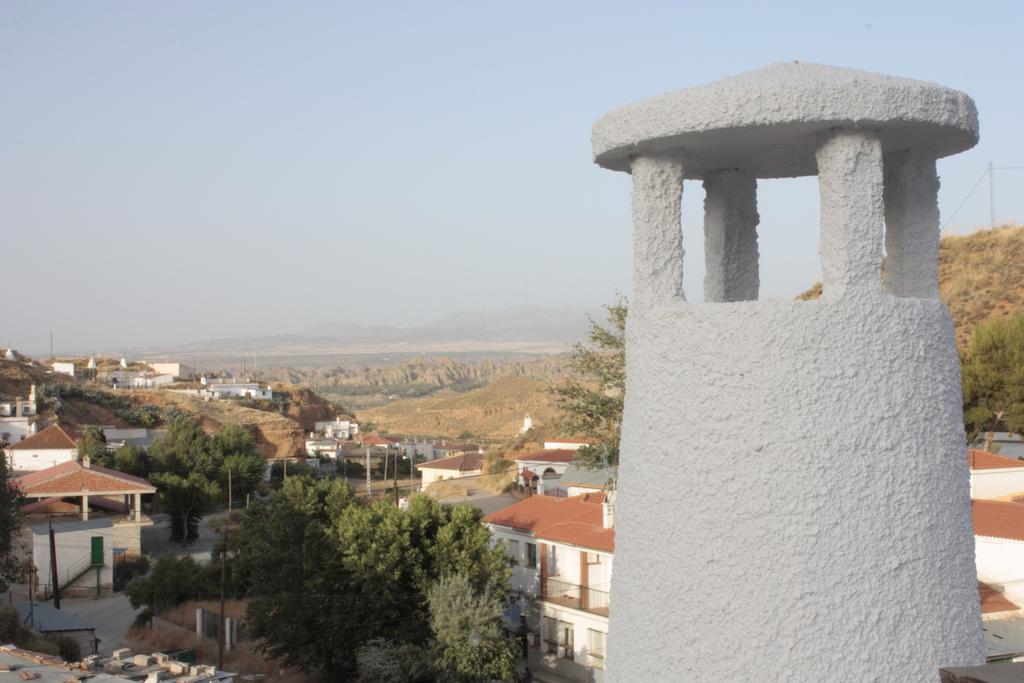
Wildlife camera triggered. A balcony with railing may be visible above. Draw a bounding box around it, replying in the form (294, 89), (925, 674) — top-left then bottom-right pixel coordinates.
(542, 576), (610, 617)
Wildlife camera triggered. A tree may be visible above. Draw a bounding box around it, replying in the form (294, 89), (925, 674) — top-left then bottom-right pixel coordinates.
(962, 313), (1024, 443)
(151, 472), (219, 543)
(112, 445), (151, 479)
(125, 554), (219, 614)
(149, 413), (216, 479)
(427, 573), (518, 683)
(212, 424), (264, 500)
(234, 479), (511, 678)
(554, 298), (627, 468)
(356, 637), (431, 683)
(0, 455), (24, 591)
(77, 426), (108, 464)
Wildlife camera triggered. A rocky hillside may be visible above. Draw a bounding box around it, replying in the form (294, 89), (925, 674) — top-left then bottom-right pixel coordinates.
(800, 225), (1024, 346)
(256, 355), (570, 409)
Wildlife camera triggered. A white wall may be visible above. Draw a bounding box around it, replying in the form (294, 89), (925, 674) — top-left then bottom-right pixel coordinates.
(490, 526), (542, 595)
(419, 467), (478, 487)
(976, 536), (1024, 606)
(9, 447), (76, 472)
(31, 519), (117, 592)
(0, 417), (35, 442)
(971, 469), (1024, 500)
(52, 362), (75, 377)
(536, 602), (609, 680)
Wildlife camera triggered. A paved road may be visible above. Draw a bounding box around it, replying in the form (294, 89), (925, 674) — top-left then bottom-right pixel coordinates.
(56, 593), (141, 656)
(142, 512), (225, 562)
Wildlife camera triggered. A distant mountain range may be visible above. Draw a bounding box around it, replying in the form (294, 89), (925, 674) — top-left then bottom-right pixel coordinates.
(117, 305), (603, 362)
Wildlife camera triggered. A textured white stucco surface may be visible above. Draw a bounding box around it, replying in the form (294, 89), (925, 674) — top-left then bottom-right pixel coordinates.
(592, 62), (978, 176)
(598, 63), (984, 681)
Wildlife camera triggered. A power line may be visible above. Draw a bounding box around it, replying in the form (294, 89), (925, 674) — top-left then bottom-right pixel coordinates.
(942, 162), (1024, 231)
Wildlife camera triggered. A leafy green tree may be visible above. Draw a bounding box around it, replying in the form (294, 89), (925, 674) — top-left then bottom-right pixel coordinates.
(112, 445), (152, 479)
(149, 413), (216, 479)
(962, 313), (1024, 443)
(0, 455), (24, 591)
(554, 298), (627, 468)
(235, 478), (510, 678)
(212, 424), (264, 500)
(427, 573), (518, 683)
(77, 426), (108, 464)
(152, 472), (220, 543)
(356, 637), (431, 683)
(125, 554), (219, 614)
(212, 424), (256, 459)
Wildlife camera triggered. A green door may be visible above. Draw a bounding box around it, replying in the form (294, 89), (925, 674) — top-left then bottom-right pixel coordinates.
(90, 536), (103, 565)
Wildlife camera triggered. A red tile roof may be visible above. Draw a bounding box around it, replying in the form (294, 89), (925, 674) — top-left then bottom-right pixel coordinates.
(969, 449), (1024, 470)
(514, 449), (576, 463)
(7, 425), (79, 451)
(416, 453), (484, 472)
(973, 499), (1024, 542)
(980, 581), (1019, 614)
(15, 460), (155, 496)
(521, 468), (539, 481)
(484, 492), (613, 553)
(361, 433), (397, 447)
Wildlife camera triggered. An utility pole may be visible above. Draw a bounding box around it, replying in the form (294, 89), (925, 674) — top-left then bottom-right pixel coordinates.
(227, 468), (233, 513)
(48, 517), (60, 609)
(49, 333), (53, 360)
(218, 534), (226, 671)
(394, 452), (399, 506)
(989, 161), (995, 228)
(365, 447), (371, 497)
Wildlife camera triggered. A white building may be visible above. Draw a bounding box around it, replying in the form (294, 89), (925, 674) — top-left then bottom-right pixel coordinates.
(306, 436), (341, 458)
(415, 453), (483, 487)
(0, 416), (36, 444)
(0, 384), (37, 417)
(51, 361), (76, 377)
(6, 424), (79, 472)
(974, 499), (1024, 607)
(205, 383), (272, 400)
(970, 449), (1024, 500)
(17, 459), (156, 596)
(485, 492), (613, 681)
(515, 449), (576, 494)
(314, 417), (358, 439)
(147, 362), (196, 380)
(543, 439), (591, 451)
(133, 373), (175, 389)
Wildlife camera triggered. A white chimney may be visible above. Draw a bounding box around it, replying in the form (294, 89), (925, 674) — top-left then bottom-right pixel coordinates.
(82, 455), (91, 469)
(602, 491), (616, 529)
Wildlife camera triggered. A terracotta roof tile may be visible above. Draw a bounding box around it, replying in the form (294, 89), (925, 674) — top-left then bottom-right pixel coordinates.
(980, 580), (1019, 614)
(514, 449), (576, 463)
(361, 433), (397, 447)
(15, 461), (155, 496)
(484, 492), (613, 553)
(969, 449), (1024, 470)
(416, 453), (484, 472)
(7, 425), (79, 451)
(973, 499), (1024, 542)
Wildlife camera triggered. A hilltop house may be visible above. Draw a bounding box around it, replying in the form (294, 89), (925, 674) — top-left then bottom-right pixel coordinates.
(515, 450), (577, 495)
(315, 418), (358, 439)
(416, 453), (484, 486)
(0, 384), (37, 417)
(16, 459), (155, 596)
(6, 424), (80, 472)
(485, 492), (613, 682)
(51, 361), (76, 377)
(133, 373), (175, 388)
(147, 362), (196, 380)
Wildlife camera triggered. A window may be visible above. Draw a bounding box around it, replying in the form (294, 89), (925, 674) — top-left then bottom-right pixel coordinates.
(543, 616), (558, 653)
(526, 542), (537, 569)
(586, 552), (601, 565)
(506, 539), (520, 565)
(588, 629), (606, 669)
(559, 620), (574, 660)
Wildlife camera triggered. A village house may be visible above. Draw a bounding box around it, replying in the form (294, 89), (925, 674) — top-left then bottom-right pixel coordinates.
(415, 452), (484, 487)
(305, 435), (341, 459)
(543, 439), (591, 451)
(485, 492), (613, 682)
(51, 361), (76, 377)
(133, 373), (175, 388)
(0, 384), (37, 417)
(15, 458), (156, 596)
(515, 449), (577, 495)
(6, 424), (80, 472)
(315, 417), (358, 439)
(973, 498), (1024, 607)
(147, 361), (196, 380)
(969, 448), (1024, 500)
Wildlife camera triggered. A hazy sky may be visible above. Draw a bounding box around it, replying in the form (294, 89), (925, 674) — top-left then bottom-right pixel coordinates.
(3, 1), (1023, 352)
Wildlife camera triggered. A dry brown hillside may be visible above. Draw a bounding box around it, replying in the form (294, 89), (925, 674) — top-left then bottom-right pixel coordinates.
(361, 376), (564, 442)
(799, 224), (1024, 346)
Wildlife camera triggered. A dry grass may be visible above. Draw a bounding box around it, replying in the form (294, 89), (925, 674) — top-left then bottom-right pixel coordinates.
(362, 376), (565, 441)
(125, 600), (317, 680)
(797, 224), (1024, 348)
